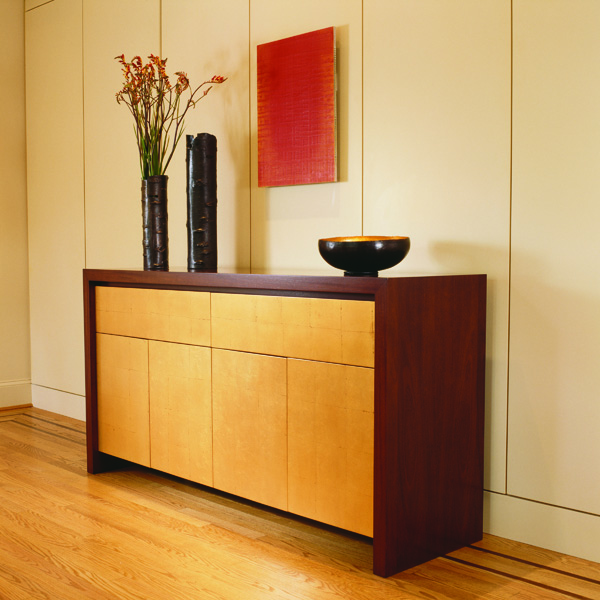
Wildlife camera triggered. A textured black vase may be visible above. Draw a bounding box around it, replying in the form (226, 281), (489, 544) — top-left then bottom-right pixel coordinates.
(141, 175), (169, 271)
(186, 133), (217, 272)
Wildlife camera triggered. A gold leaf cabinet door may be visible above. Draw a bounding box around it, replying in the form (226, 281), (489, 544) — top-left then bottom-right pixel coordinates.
(96, 333), (150, 466)
(149, 341), (213, 486)
(212, 348), (288, 511)
(211, 293), (374, 367)
(288, 359), (374, 536)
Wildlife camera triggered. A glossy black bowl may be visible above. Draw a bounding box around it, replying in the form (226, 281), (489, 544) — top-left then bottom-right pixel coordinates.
(318, 236), (411, 277)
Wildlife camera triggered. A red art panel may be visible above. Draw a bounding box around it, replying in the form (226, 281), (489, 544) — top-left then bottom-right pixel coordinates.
(257, 27), (337, 187)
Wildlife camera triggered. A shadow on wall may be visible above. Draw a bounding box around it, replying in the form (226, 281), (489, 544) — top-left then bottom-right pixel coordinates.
(335, 24), (349, 184)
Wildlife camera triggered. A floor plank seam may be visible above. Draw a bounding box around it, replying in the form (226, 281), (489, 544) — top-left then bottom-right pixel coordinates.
(444, 556), (596, 600)
(17, 413), (85, 435)
(0, 420), (86, 446)
(468, 545), (600, 585)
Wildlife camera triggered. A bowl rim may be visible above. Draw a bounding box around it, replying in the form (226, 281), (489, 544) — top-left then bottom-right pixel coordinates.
(319, 235), (409, 243)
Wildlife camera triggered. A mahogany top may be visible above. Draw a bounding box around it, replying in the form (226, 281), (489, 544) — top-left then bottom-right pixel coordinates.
(83, 268), (482, 298)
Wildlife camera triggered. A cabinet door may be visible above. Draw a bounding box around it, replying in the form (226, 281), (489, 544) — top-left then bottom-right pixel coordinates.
(96, 333), (150, 466)
(149, 341), (213, 486)
(288, 359), (374, 536)
(212, 349), (287, 510)
(211, 293), (374, 367)
(96, 287), (211, 346)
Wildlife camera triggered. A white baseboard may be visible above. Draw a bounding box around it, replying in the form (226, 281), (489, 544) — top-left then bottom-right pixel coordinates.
(31, 385), (86, 421)
(0, 379), (32, 408)
(485, 490), (600, 563)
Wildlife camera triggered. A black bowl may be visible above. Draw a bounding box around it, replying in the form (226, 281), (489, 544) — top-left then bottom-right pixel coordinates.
(318, 236), (411, 277)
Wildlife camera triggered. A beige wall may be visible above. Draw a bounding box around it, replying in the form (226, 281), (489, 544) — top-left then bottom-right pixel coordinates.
(0, 0), (31, 409)
(250, 0), (363, 270)
(23, 0), (600, 565)
(364, 0), (511, 495)
(163, 0), (251, 270)
(25, 0), (85, 417)
(500, 0), (600, 556)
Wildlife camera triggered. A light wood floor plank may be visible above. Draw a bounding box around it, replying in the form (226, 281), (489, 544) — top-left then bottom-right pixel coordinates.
(403, 558), (584, 600)
(473, 534), (600, 581)
(0, 408), (598, 600)
(448, 546), (600, 598)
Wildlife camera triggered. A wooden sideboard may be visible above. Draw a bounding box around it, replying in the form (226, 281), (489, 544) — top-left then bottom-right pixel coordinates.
(83, 269), (486, 577)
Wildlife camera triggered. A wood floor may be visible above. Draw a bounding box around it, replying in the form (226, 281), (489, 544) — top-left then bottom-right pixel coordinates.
(1, 407), (599, 600)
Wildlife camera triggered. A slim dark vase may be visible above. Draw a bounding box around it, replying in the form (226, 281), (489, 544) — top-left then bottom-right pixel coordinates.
(141, 175), (169, 271)
(186, 133), (217, 272)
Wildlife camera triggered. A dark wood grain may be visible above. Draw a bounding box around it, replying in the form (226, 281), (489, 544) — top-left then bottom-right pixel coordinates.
(82, 269), (98, 472)
(373, 275), (486, 576)
(83, 268), (385, 295)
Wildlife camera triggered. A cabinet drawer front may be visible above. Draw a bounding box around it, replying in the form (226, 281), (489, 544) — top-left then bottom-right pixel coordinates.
(287, 359), (374, 537)
(149, 341), (213, 486)
(96, 333), (150, 466)
(212, 348), (288, 510)
(211, 293), (374, 367)
(96, 287), (211, 346)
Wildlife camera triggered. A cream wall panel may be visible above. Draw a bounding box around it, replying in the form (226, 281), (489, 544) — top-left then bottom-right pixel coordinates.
(162, 0), (251, 269)
(83, 0), (160, 269)
(363, 0), (511, 493)
(485, 492), (600, 565)
(250, 0), (363, 270)
(31, 385), (85, 421)
(25, 0), (86, 397)
(509, 0), (600, 515)
(0, 0), (30, 392)
(0, 382), (31, 409)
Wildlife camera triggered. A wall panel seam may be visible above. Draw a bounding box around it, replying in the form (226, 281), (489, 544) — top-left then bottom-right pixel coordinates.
(487, 489), (600, 519)
(504, 0), (514, 498)
(248, 0), (253, 271)
(82, 0), (87, 268)
(31, 383), (84, 398)
(361, 0), (364, 236)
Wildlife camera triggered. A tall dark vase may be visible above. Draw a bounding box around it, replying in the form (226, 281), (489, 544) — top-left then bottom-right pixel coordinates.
(186, 133), (217, 272)
(141, 175), (169, 271)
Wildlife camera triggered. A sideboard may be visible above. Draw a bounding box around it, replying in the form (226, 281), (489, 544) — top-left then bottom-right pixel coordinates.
(83, 269), (486, 577)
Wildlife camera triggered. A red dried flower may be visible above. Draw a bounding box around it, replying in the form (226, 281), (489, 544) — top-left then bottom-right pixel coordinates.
(115, 54), (226, 178)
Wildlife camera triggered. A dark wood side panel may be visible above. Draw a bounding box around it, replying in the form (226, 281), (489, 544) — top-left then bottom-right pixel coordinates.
(84, 273), (127, 473)
(373, 275), (486, 576)
(83, 272), (100, 472)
